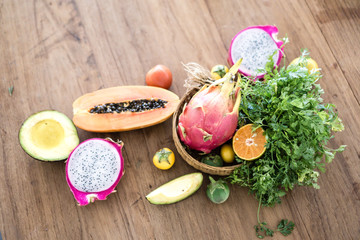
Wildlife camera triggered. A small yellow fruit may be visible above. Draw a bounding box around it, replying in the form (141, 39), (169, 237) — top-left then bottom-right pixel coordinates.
(220, 144), (235, 163)
(211, 65), (229, 80)
(290, 57), (319, 74)
(153, 148), (175, 170)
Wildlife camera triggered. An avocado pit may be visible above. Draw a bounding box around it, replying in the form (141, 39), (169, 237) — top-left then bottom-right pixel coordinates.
(30, 119), (65, 149)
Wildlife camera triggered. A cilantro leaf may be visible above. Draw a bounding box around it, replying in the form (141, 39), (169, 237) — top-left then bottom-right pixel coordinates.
(255, 222), (274, 239)
(9, 86), (14, 96)
(277, 219), (295, 236)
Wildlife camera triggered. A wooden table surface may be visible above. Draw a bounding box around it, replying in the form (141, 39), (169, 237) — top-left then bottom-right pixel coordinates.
(1, 0), (359, 239)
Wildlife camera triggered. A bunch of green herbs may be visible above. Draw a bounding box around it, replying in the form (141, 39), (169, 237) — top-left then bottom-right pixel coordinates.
(227, 50), (345, 238)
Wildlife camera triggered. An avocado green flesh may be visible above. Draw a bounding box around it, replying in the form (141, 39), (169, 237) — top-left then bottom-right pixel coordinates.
(146, 172), (203, 204)
(19, 110), (79, 161)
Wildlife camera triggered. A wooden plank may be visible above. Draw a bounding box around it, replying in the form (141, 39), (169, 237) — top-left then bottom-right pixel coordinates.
(0, 0), (101, 239)
(306, 0), (360, 101)
(0, 0), (359, 239)
(304, 0), (360, 238)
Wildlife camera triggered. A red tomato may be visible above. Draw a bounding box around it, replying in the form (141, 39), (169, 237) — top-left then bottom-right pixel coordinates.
(146, 65), (173, 89)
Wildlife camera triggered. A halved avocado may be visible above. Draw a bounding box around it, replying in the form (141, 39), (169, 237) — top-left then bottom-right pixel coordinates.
(19, 110), (79, 161)
(146, 172), (203, 204)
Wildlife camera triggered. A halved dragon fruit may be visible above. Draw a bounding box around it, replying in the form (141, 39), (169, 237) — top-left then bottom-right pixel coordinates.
(228, 25), (284, 79)
(66, 138), (124, 206)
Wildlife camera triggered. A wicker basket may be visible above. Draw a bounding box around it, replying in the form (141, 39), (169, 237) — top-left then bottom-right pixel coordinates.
(172, 88), (242, 176)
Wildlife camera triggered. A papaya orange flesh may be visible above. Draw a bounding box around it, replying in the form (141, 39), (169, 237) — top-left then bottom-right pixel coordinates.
(73, 86), (180, 132)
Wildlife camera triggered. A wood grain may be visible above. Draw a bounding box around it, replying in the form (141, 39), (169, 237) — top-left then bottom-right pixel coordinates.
(0, 0), (359, 239)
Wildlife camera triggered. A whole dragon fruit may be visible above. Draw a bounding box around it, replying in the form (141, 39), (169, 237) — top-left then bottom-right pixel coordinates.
(228, 25), (284, 79)
(177, 60), (242, 154)
(66, 138), (124, 206)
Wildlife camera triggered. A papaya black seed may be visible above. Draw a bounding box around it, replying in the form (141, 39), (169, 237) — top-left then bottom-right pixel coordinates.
(89, 99), (168, 114)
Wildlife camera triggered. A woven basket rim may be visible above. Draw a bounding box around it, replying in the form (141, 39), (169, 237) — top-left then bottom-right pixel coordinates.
(172, 88), (241, 176)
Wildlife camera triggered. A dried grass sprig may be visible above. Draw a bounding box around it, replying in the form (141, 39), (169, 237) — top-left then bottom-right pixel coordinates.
(182, 62), (213, 91)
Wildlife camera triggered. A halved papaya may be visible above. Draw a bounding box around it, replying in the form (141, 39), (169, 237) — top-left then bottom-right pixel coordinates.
(73, 86), (180, 132)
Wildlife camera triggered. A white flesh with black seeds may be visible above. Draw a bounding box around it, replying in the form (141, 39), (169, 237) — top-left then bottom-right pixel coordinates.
(231, 28), (279, 76)
(67, 139), (121, 192)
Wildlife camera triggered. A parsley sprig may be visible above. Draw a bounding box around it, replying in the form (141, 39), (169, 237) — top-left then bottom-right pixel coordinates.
(228, 50), (346, 238)
(254, 195), (295, 238)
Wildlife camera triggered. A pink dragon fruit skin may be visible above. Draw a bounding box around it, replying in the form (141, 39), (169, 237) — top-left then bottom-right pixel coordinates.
(66, 138), (124, 206)
(177, 60), (242, 154)
(228, 25), (284, 79)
